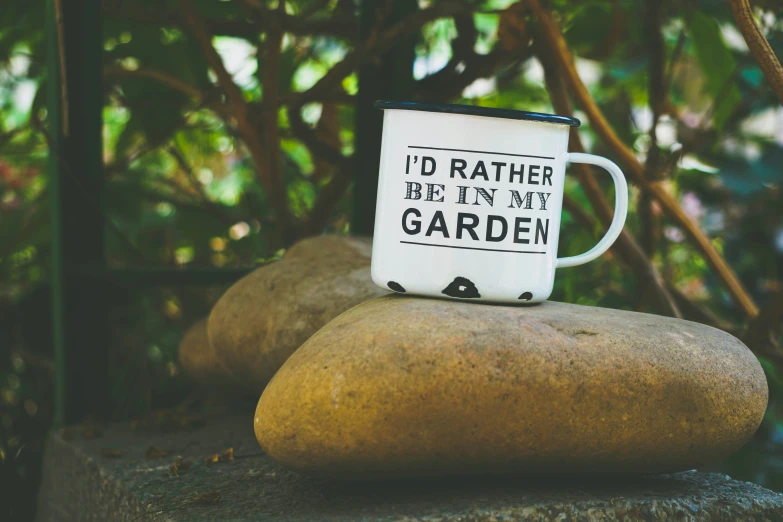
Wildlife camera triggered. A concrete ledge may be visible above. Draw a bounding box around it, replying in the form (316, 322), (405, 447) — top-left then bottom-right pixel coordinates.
(37, 413), (783, 521)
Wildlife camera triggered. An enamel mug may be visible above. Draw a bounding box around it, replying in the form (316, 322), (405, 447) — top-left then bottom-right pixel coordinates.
(370, 101), (628, 304)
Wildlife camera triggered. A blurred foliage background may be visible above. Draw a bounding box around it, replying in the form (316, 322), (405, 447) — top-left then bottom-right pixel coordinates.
(2, 0), (783, 519)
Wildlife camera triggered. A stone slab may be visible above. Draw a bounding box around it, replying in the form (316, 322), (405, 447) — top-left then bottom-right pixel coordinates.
(36, 413), (783, 521)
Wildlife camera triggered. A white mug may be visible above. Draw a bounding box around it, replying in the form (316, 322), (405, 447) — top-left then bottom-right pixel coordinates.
(370, 101), (628, 304)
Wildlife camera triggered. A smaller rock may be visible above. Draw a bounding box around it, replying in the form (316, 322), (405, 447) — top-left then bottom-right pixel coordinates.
(284, 235), (373, 262)
(207, 235), (388, 393)
(178, 319), (243, 392)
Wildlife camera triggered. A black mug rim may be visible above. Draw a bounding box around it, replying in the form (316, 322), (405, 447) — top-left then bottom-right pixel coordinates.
(374, 100), (581, 128)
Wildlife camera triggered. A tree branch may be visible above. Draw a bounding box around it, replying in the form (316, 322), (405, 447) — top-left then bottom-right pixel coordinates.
(295, 1), (470, 105)
(167, 144), (211, 203)
(54, 0), (69, 136)
(284, 0), (475, 232)
(103, 65), (223, 111)
(564, 193), (742, 333)
(730, 0), (783, 105)
(664, 65), (769, 174)
(561, 194), (599, 235)
(298, 0), (334, 20)
(134, 184), (242, 226)
(305, 168), (354, 236)
(178, 0), (295, 243)
(101, 0), (355, 41)
(416, 2), (533, 102)
(238, 0), (357, 39)
(287, 106), (350, 169)
(561, 193), (684, 321)
(530, 0), (758, 318)
(279, 91), (355, 106)
(105, 64), (353, 118)
(104, 65), (233, 122)
(541, 47), (681, 318)
(286, 105), (353, 235)
(417, 48), (530, 101)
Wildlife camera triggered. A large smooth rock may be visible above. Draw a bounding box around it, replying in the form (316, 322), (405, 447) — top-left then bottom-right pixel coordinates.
(208, 236), (387, 393)
(255, 295), (767, 479)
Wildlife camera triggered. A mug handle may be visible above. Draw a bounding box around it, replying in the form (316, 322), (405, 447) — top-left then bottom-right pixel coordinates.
(556, 153), (628, 269)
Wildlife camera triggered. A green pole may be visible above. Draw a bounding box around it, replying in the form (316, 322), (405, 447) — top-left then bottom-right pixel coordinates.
(46, 0), (65, 427)
(47, 0), (107, 425)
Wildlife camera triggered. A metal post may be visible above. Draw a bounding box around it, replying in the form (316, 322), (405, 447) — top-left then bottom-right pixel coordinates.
(352, 0), (418, 235)
(47, 0), (107, 424)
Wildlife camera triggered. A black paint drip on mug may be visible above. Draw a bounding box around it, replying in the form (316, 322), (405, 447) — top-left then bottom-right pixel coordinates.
(388, 281), (406, 293)
(518, 291), (533, 301)
(442, 277), (481, 299)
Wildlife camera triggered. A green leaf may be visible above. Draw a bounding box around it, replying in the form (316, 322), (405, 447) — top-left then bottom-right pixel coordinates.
(687, 12), (742, 129)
